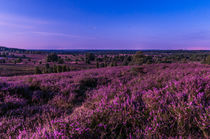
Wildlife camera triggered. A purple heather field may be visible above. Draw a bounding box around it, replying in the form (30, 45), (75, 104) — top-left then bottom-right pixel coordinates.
(1, 1), (210, 138)
(0, 63), (209, 138)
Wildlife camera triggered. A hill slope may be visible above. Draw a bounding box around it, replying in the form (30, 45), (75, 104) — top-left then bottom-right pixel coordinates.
(0, 63), (209, 138)
(0, 46), (26, 52)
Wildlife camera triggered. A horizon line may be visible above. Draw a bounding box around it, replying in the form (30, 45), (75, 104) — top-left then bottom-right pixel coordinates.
(1, 45), (210, 51)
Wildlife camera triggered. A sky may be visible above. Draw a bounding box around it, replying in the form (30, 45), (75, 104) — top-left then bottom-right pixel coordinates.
(0, 0), (210, 50)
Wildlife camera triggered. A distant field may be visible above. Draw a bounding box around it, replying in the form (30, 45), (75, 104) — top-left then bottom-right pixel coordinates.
(1, 48), (210, 76)
(0, 64), (35, 76)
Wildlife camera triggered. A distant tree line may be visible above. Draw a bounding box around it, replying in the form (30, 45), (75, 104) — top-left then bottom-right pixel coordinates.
(86, 51), (153, 68)
(86, 51), (210, 67)
(35, 64), (71, 74)
(46, 53), (64, 64)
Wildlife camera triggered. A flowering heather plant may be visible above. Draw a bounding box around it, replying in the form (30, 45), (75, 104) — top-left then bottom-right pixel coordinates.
(0, 64), (209, 138)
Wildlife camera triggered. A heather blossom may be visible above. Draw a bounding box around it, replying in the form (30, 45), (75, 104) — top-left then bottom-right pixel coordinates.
(0, 63), (209, 138)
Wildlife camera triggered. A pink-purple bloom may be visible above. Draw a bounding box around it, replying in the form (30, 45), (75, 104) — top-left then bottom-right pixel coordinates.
(0, 63), (209, 138)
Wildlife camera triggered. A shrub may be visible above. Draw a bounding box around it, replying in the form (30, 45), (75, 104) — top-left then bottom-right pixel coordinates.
(130, 66), (145, 75)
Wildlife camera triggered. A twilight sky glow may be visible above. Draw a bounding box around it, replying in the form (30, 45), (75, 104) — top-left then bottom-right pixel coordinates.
(0, 0), (210, 50)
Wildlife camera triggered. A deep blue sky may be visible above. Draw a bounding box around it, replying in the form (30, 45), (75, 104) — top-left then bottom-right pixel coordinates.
(0, 0), (210, 50)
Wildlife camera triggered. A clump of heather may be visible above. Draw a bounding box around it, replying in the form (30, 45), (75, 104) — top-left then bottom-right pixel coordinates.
(0, 63), (209, 138)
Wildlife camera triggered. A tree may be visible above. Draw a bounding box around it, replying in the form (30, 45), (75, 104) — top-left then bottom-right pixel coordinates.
(53, 65), (57, 73)
(85, 53), (95, 64)
(85, 58), (90, 64)
(0, 59), (5, 63)
(45, 63), (50, 69)
(104, 62), (108, 67)
(110, 61), (115, 67)
(44, 63), (50, 73)
(204, 55), (210, 65)
(145, 56), (154, 64)
(100, 63), (105, 67)
(17, 58), (22, 63)
(57, 65), (62, 73)
(47, 53), (59, 62)
(110, 60), (117, 67)
(66, 66), (71, 71)
(58, 58), (64, 64)
(96, 61), (99, 68)
(62, 65), (67, 72)
(114, 61), (118, 66)
(132, 51), (145, 65)
(35, 66), (42, 74)
(122, 56), (131, 66)
(75, 59), (79, 64)
(49, 67), (53, 73)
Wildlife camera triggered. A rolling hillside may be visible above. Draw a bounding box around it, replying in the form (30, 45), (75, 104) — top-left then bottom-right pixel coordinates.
(0, 63), (209, 138)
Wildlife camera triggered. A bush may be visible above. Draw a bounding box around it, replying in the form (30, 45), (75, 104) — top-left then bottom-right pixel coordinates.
(130, 66), (145, 75)
(79, 77), (98, 89)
